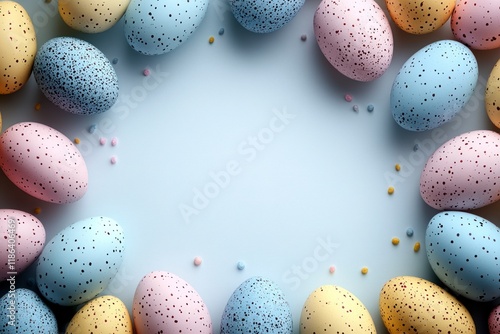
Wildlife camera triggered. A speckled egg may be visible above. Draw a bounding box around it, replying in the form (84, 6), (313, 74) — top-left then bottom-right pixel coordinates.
(451, 0), (500, 50)
(391, 40), (478, 131)
(379, 276), (476, 333)
(420, 130), (500, 210)
(33, 37), (118, 115)
(133, 271), (212, 334)
(59, 0), (131, 33)
(124, 0), (209, 55)
(426, 211), (500, 302)
(314, 0), (393, 82)
(36, 216), (124, 306)
(0, 1), (37, 95)
(66, 295), (133, 333)
(0, 209), (45, 282)
(300, 285), (376, 333)
(230, 0), (305, 33)
(386, 0), (455, 34)
(0, 122), (88, 204)
(0, 288), (58, 334)
(489, 305), (500, 334)
(221, 276), (292, 334)
(486, 58), (500, 128)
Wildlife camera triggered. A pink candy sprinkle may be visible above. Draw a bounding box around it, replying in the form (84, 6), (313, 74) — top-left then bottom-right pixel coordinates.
(110, 156), (117, 165)
(99, 137), (107, 145)
(344, 94), (352, 102)
(193, 256), (203, 266)
(143, 68), (151, 76)
(329, 265), (336, 274)
(111, 137), (118, 146)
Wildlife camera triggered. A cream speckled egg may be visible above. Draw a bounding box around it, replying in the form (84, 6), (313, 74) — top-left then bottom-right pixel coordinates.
(66, 295), (133, 334)
(386, 0), (455, 34)
(380, 276), (475, 333)
(59, 0), (131, 33)
(300, 285), (376, 333)
(486, 59), (500, 128)
(0, 1), (37, 95)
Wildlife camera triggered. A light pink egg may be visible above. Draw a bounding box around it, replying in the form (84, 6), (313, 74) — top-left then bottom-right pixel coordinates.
(451, 0), (500, 50)
(420, 130), (500, 210)
(133, 271), (212, 334)
(489, 305), (500, 334)
(0, 122), (88, 204)
(314, 0), (393, 82)
(0, 209), (45, 281)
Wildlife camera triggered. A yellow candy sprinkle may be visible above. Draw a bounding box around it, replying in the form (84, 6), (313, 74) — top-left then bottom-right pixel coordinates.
(74, 138), (81, 144)
(395, 163), (401, 171)
(414, 242), (421, 252)
(34, 207), (42, 215)
(387, 186), (395, 195)
(208, 36), (215, 44)
(392, 237), (400, 246)
(34, 103), (41, 111)
(361, 267), (368, 275)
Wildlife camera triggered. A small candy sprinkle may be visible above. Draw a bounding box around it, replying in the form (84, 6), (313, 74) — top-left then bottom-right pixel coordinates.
(387, 186), (394, 195)
(143, 68), (151, 76)
(361, 267), (368, 275)
(391, 237), (400, 246)
(111, 137), (118, 147)
(34, 103), (41, 111)
(110, 156), (117, 165)
(45, 0), (51, 3)
(395, 163), (401, 171)
(413, 242), (421, 252)
(352, 105), (359, 112)
(99, 137), (107, 145)
(344, 94), (352, 102)
(413, 144), (419, 151)
(218, 28), (225, 35)
(300, 34), (307, 41)
(112, 58), (118, 65)
(73, 138), (80, 144)
(193, 256), (203, 266)
(367, 104), (375, 112)
(208, 36), (215, 44)
(33, 207), (42, 215)
(237, 261), (245, 270)
(329, 265), (335, 274)
(406, 228), (414, 237)
(88, 124), (97, 134)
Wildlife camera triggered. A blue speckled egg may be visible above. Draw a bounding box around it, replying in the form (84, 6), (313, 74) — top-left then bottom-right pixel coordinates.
(36, 216), (124, 306)
(230, 0), (305, 33)
(124, 0), (209, 55)
(426, 211), (500, 302)
(33, 37), (119, 115)
(0, 288), (58, 333)
(391, 40), (478, 131)
(221, 276), (293, 334)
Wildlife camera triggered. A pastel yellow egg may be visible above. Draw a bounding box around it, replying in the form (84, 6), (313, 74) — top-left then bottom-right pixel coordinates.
(65, 295), (133, 334)
(0, 1), (37, 94)
(300, 285), (376, 333)
(379, 276), (475, 333)
(486, 59), (500, 128)
(59, 0), (131, 33)
(385, 0), (455, 34)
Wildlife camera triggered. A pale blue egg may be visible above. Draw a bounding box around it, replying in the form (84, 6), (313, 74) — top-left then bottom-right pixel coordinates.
(0, 288), (58, 333)
(391, 40), (478, 131)
(33, 37), (119, 115)
(221, 276), (293, 333)
(36, 216), (125, 306)
(426, 211), (500, 302)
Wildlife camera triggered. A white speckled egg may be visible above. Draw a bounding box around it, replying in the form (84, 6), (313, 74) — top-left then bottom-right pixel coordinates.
(0, 288), (58, 333)
(36, 216), (124, 306)
(0, 122), (88, 204)
(66, 295), (133, 333)
(486, 58), (500, 128)
(0, 1), (37, 95)
(0, 209), (45, 282)
(314, 0), (393, 82)
(379, 276), (476, 333)
(133, 271), (212, 334)
(489, 305), (500, 334)
(59, 0), (131, 33)
(221, 276), (292, 334)
(451, 0), (500, 50)
(124, 0), (209, 55)
(33, 37), (119, 115)
(385, 0), (455, 34)
(230, 0), (305, 33)
(426, 211), (500, 302)
(420, 130), (500, 210)
(391, 40), (478, 131)
(300, 285), (376, 333)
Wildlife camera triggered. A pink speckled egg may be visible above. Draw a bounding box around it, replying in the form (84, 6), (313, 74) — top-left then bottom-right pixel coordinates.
(313, 0), (393, 82)
(420, 130), (500, 210)
(0, 209), (45, 282)
(451, 0), (500, 50)
(489, 305), (500, 334)
(133, 271), (212, 334)
(0, 122), (88, 204)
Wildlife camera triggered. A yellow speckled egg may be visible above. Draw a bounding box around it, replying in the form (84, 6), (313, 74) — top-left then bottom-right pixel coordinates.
(486, 59), (500, 128)
(385, 0), (455, 34)
(300, 285), (376, 333)
(59, 0), (131, 33)
(379, 276), (475, 333)
(0, 1), (37, 95)
(65, 295), (133, 334)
